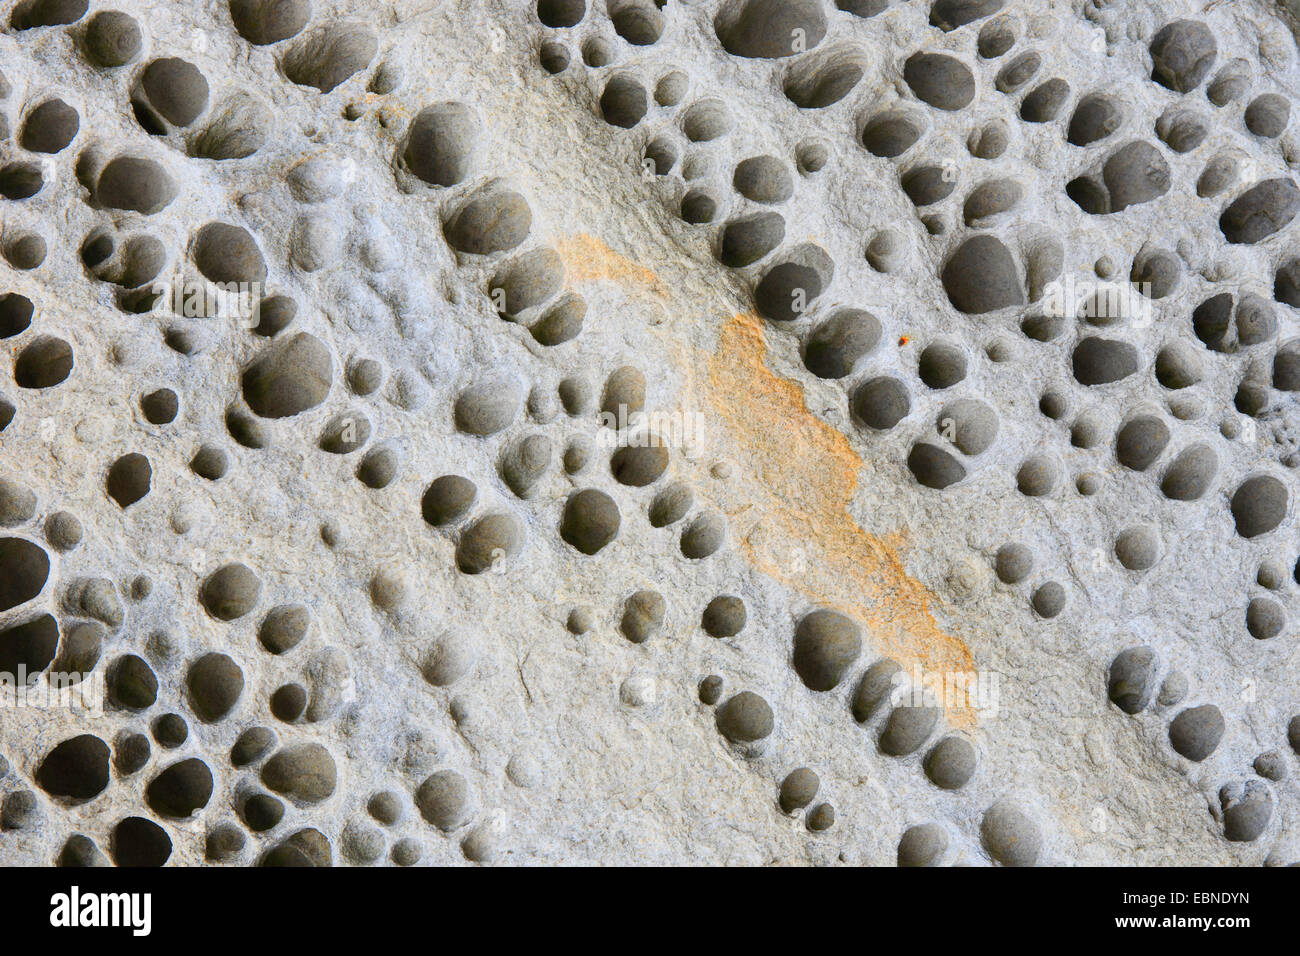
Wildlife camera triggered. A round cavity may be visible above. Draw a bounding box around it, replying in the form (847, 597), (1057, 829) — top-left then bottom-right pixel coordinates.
(936, 399), (998, 455)
(1115, 416), (1169, 470)
(681, 188), (722, 223)
(1247, 597), (1285, 640)
(644, 137), (678, 176)
(0, 294), (34, 338)
(1114, 526), (1160, 570)
(1258, 560), (1284, 590)
(901, 165), (956, 207)
(4, 234), (47, 270)
(796, 141), (828, 174)
(140, 388), (178, 425)
(539, 41), (570, 74)
(537, 0), (585, 27)
(1070, 411), (1106, 449)
(1155, 343), (1202, 389)
(907, 443), (966, 489)
(1038, 390), (1067, 420)
(15, 336), (73, 389)
(582, 37), (614, 67)
(1016, 456), (1059, 497)
(804, 309), (881, 379)
(85, 10), (143, 67)
(715, 0), (827, 59)
(733, 155), (793, 204)
(968, 121), (1008, 159)
(1245, 93), (1290, 138)
(918, 341), (967, 389)
(784, 48), (866, 109)
(903, 52), (975, 111)
(1231, 475), (1287, 539)
(681, 99), (732, 142)
(995, 543), (1032, 584)
(852, 376), (910, 430)
(862, 110), (922, 158)
(1031, 581), (1065, 618)
(599, 74), (646, 128)
(977, 16), (1016, 59)
(655, 71), (688, 106)
(865, 229), (901, 273)
(1020, 78), (1070, 123)
(985, 339), (1015, 362)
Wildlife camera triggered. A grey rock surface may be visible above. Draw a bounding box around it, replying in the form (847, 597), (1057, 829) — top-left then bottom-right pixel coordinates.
(0, 0), (1298, 866)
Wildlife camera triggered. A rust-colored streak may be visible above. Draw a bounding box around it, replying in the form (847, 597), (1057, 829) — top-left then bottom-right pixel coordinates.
(554, 234), (666, 296)
(706, 314), (977, 729)
(545, 231), (975, 726)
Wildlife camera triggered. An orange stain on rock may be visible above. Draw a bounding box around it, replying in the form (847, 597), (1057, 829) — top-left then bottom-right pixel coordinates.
(555, 234), (666, 296)
(548, 237), (977, 727)
(706, 313), (977, 729)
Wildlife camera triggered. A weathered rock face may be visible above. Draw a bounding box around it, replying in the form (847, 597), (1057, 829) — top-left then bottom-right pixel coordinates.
(0, 0), (1298, 868)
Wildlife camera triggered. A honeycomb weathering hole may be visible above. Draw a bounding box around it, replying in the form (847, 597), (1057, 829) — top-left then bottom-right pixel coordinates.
(715, 0), (827, 60)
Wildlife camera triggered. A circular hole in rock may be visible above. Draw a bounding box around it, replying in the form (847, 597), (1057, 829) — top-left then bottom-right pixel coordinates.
(908, 443), (966, 490)
(145, 758), (213, 818)
(918, 341), (967, 389)
(199, 564), (261, 621)
(537, 0), (585, 28)
(1231, 475), (1288, 539)
(852, 376), (910, 430)
(36, 734), (109, 800)
(455, 513), (523, 574)
(229, 0), (311, 45)
(0, 293), (34, 338)
(1016, 455), (1059, 496)
(140, 388), (178, 425)
(903, 52), (975, 111)
(84, 10), (142, 67)
(1114, 526), (1160, 570)
(600, 74), (647, 128)
(111, 817), (171, 867)
(715, 0), (826, 60)
(1031, 581), (1065, 618)
(14, 336), (73, 389)
(282, 23), (378, 94)
(539, 40), (570, 74)
(861, 110), (922, 158)
(804, 309), (880, 379)
(1247, 597), (1285, 640)
(106, 453), (151, 508)
(186, 652), (245, 722)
